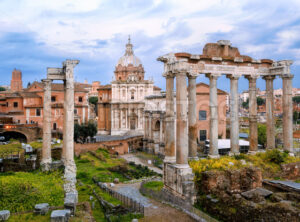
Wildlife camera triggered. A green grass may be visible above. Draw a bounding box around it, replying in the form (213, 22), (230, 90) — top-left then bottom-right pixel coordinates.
(136, 151), (163, 168)
(143, 181), (164, 191)
(0, 170), (64, 213)
(0, 142), (23, 157)
(7, 212), (51, 222)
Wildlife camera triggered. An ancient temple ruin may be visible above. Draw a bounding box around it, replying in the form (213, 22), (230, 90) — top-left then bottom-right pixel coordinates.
(41, 59), (79, 173)
(158, 40), (295, 204)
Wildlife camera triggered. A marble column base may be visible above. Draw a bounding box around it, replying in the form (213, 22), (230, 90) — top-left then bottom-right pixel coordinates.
(228, 152), (240, 156)
(208, 154), (220, 159)
(163, 163), (195, 204)
(164, 156), (176, 163)
(40, 158), (52, 171)
(188, 156), (199, 161)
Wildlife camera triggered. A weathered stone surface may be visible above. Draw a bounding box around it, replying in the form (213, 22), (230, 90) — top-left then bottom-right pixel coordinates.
(113, 178), (119, 184)
(241, 188), (273, 201)
(0, 210), (10, 221)
(50, 209), (71, 222)
(34, 203), (49, 215)
(281, 162), (300, 180)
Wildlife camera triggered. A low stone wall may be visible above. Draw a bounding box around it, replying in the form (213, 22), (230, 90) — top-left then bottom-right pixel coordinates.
(74, 141), (128, 156)
(198, 167), (262, 196)
(280, 162), (300, 180)
(195, 167), (300, 222)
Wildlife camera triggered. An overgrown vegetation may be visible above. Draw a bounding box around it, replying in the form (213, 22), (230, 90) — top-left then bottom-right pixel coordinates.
(190, 149), (300, 178)
(0, 170), (64, 213)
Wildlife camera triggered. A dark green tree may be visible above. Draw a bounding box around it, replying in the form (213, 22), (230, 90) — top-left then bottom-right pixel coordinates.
(258, 123), (267, 148)
(293, 111), (299, 123)
(74, 121), (97, 143)
(0, 87), (6, 91)
(256, 97), (265, 106)
(292, 96), (300, 104)
(242, 98), (249, 109)
(88, 96), (98, 105)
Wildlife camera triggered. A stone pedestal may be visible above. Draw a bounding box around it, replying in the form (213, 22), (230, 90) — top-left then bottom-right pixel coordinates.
(163, 163), (195, 204)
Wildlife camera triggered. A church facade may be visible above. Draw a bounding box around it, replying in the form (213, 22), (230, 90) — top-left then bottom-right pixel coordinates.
(97, 38), (161, 136)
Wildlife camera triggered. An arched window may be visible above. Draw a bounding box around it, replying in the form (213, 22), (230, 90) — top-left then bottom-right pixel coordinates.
(131, 91), (134, 100)
(155, 120), (160, 130)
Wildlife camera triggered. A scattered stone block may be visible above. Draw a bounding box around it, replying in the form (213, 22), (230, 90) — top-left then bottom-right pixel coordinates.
(50, 209), (71, 222)
(0, 210), (10, 221)
(241, 188), (273, 200)
(64, 192), (78, 215)
(34, 203), (49, 215)
(110, 183), (115, 187)
(132, 219), (139, 222)
(113, 178), (119, 184)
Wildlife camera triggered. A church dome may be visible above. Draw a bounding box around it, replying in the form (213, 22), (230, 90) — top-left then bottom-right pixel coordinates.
(117, 37), (142, 67)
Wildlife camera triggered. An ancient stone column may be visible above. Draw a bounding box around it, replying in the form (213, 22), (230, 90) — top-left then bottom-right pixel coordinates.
(62, 60), (79, 171)
(188, 75), (198, 160)
(228, 75), (240, 154)
(164, 73), (176, 162)
(264, 75), (276, 149)
(41, 79), (52, 171)
(282, 75), (294, 154)
(247, 76), (258, 152)
(176, 71), (188, 164)
(159, 113), (163, 145)
(206, 74), (219, 157)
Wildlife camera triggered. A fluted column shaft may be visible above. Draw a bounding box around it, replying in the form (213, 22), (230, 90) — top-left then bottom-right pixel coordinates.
(164, 75), (176, 161)
(188, 76), (198, 160)
(207, 74), (219, 157)
(247, 76), (258, 152)
(41, 79), (52, 170)
(228, 75), (240, 154)
(176, 72), (188, 164)
(282, 75), (294, 153)
(264, 75), (276, 149)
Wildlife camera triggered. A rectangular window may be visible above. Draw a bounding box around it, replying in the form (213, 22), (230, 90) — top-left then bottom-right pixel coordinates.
(53, 123), (57, 130)
(199, 110), (207, 120)
(199, 130), (207, 141)
(74, 109), (77, 114)
(13, 102), (18, 108)
(36, 108), (41, 116)
(78, 97), (83, 102)
(51, 96), (56, 102)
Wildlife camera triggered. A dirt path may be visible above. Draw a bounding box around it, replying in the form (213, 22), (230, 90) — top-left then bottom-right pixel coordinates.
(112, 182), (196, 222)
(121, 154), (163, 174)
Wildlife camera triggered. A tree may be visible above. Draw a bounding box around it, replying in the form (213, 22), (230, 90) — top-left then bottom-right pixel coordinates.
(293, 96), (300, 104)
(0, 87), (6, 91)
(293, 111), (300, 123)
(88, 96), (98, 106)
(242, 98), (249, 109)
(258, 124), (267, 148)
(256, 97), (265, 106)
(74, 121), (97, 143)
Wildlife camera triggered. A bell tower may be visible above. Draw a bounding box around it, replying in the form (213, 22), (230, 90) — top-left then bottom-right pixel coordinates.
(11, 69), (23, 92)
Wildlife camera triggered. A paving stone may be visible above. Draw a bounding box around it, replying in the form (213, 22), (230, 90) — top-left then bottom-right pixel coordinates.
(50, 209), (71, 222)
(34, 203), (49, 215)
(0, 210), (10, 221)
(241, 188), (273, 200)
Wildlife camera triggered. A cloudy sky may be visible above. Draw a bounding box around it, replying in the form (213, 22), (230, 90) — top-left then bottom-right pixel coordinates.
(0, 0), (300, 92)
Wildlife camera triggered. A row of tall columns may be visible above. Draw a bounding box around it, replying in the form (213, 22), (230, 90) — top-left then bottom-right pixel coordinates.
(282, 75), (294, 153)
(207, 74), (219, 157)
(229, 75), (240, 154)
(176, 72), (189, 164)
(41, 79), (52, 171)
(264, 76), (276, 149)
(247, 76), (258, 152)
(188, 76), (198, 160)
(164, 74), (176, 162)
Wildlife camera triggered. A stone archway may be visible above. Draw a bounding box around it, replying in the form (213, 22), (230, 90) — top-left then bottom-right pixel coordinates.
(1, 131), (28, 143)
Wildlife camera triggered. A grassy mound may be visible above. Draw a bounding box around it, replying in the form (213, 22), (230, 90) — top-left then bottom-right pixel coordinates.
(0, 171), (64, 212)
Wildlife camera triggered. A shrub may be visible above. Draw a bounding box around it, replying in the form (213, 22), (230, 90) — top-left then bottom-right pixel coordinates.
(264, 149), (288, 165)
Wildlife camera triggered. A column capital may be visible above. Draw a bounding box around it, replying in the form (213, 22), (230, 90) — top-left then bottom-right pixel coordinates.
(262, 75), (276, 80)
(175, 71), (188, 77)
(226, 74), (240, 80)
(281, 74), (294, 79)
(163, 71), (175, 78)
(205, 73), (220, 79)
(245, 75), (259, 81)
(187, 73), (197, 79)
